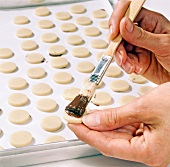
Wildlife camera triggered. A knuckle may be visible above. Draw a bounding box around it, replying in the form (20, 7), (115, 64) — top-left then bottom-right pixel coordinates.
(135, 28), (148, 44)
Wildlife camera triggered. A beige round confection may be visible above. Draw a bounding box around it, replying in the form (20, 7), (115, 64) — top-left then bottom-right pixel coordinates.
(92, 9), (107, 18)
(45, 135), (65, 143)
(63, 87), (80, 100)
(55, 12), (71, 20)
(26, 53), (45, 64)
(119, 95), (137, 105)
(76, 61), (94, 73)
(49, 45), (66, 56)
(76, 16), (92, 26)
(21, 40), (38, 51)
(72, 47), (90, 58)
(0, 48), (14, 59)
(92, 92), (112, 106)
(41, 116), (62, 132)
(0, 146), (4, 150)
(36, 98), (58, 112)
(9, 131), (32, 148)
(41, 33), (58, 43)
(105, 66), (122, 77)
(83, 77), (103, 88)
(0, 128), (2, 135)
(53, 72), (73, 84)
(38, 20), (54, 29)
(70, 4), (86, 14)
(100, 20), (109, 29)
(50, 57), (69, 69)
(0, 62), (17, 73)
(138, 86), (153, 96)
(84, 27), (100, 37)
(60, 23), (77, 32)
(91, 39), (108, 49)
(8, 93), (29, 107)
(35, 7), (50, 16)
(129, 73), (147, 84)
(14, 16), (30, 25)
(8, 109), (30, 124)
(16, 28), (33, 38)
(8, 77), (28, 90)
(27, 67), (46, 79)
(32, 83), (52, 96)
(66, 35), (83, 45)
(110, 80), (130, 92)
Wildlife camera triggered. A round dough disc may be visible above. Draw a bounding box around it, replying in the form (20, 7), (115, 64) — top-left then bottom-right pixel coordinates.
(26, 53), (45, 64)
(91, 39), (108, 49)
(49, 45), (66, 56)
(50, 57), (69, 69)
(110, 80), (130, 92)
(72, 47), (90, 58)
(8, 110), (30, 124)
(105, 66), (122, 77)
(16, 28), (33, 38)
(45, 135), (65, 143)
(32, 83), (52, 96)
(138, 86), (153, 96)
(21, 40), (38, 51)
(36, 98), (58, 112)
(129, 73), (147, 84)
(119, 95), (137, 105)
(76, 61), (94, 73)
(41, 116), (62, 132)
(53, 72), (73, 84)
(92, 92), (112, 105)
(14, 16), (30, 24)
(83, 78), (103, 88)
(9, 131), (32, 148)
(41, 33), (58, 43)
(100, 20), (109, 29)
(84, 27), (100, 37)
(0, 48), (14, 59)
(27, 67), (46, 79)
(76, 16), (92, 26)
(8, 77), (28, 90)
(63, 87), (80, 100)
(35, 7), (50, 16)
(8, 93), (29, 107)
(0, 62), (17, 73)
(60, 23), (77, 32)
(70, 4), (86, 14)
(66, 35), (83, 45)
(38, 20), (54, 29)
(55, 12), (71, 20)
(92, 9), (107, 18)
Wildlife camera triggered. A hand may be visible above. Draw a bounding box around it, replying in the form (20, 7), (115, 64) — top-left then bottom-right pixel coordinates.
(109, 0), (170, 84)
(68, 82), (170, 167)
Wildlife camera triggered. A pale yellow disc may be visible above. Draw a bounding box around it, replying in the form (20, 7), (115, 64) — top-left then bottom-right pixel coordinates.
(129, 73), (147, 84)
(32, 83), (52, 96)
(16, 28), (33, 38)
(105, 66), (122, 77)
(92, 9), (107, 18)
(45, 135), (65, 143)
(0, 146), (4, 150)
(66, 35), (83, 45)
(83, 77), (103, 88)
(8, 77), (28, 90)
(49, 45), (66, 56)
(9, 131), (32, 148)
(14, 16), (30, 25)
(76, 16), (92, 26)
(92, 92), (112, 106)
(50, 57), (69, 69)
(0, 48), (14, 59)
(84, 27), (100, 37)
(0, 129), (2, 135)
(110, 80), (130, 92)
(53, 72), (73, 84)
(35, 7), (50, 16)
(8, 110), (30, 124)
(41, 33), (58, 43)
(55, 12), (71, 20)
(63, 87), (80, 100)
(70, 4), (86, 14)
(26, 53), (45, 64)
(100, 20), (109, 29)
(119, 95), (137, 105)
(60, 23), (77, 32)
(38, 20), (54, 29)
(36, 98), (58, 112)
(27, 67), (46, 79)
(72, 47), (90, 58)
(91, 39), (108, 49)
(8, 93), (29, 107)
(138, 86), (153, 96)
(21, 40), (38, 51)
(76, 61), (94, 73)
(0, 62), (17, 73)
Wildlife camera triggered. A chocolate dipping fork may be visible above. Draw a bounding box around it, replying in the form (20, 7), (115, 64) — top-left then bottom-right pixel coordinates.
(65, 0), (146, 118)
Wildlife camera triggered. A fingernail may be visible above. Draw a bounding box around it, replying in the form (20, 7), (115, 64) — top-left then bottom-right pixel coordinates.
(125, 18), (133, 33)
(115, 51), (122, 66)
(122, 61), (133, 73)
(82, 113), (100, 127)
(135, 65), (142, 74)
(109, 25), (113, 35)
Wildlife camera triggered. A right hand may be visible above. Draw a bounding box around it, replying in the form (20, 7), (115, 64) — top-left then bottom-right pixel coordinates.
(109, 0), (170, 84)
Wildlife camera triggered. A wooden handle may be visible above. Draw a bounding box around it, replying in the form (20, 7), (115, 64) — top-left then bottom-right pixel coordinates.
(104, 0), (146, 56)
